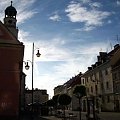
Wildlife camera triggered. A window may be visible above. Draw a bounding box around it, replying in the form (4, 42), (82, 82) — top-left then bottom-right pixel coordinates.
(85, 77), (88, 83)
(113, 73), (117, 80)
(95, 85), (98, 93)
(107, 96), (110, 103)
(91, 86), (93, 93)
(119, 71), (120, 79)
(106, 82), (109, 89)
(87, 77), (88, 82)
(87, 88), (89, 93)
(83, 79), (84, 84)
(102, 97), (105, 103)
(101, 83), (103, 89)
(105, 69), (108, 75)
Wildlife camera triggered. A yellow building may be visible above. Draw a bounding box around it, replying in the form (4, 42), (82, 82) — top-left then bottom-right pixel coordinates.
(111, 45), (120, 111)
(53, 44), (120, 112)
(83, 44), (120, 112)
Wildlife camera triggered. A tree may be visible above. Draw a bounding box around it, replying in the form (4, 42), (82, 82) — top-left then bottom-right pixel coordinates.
(52, 94), (60, 107)
(52, 94), (60, 113)
(73, 85), (86, 120)
(46, 99), (55, 115)
(47, 99), (55, 107)
(58, 94), (71, 119)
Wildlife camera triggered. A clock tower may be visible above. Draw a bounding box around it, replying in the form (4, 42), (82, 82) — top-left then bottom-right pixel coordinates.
(0, 1), (25, 118)
(4, 1), (18, 38)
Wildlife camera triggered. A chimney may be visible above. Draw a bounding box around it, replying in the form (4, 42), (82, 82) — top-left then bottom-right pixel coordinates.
(114, 44), (119, 49)
(96, 62), (101, 66)
(99, 52), (108, 63)
(97, 56), (101, 62)
(99, 52), (107, 57)
(92, 64), (96, 69)
(88, 67), (92, 70)
(79, 72), (82, 75)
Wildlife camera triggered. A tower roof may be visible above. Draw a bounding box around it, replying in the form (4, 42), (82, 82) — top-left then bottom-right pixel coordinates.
(5, 1), (17, 17)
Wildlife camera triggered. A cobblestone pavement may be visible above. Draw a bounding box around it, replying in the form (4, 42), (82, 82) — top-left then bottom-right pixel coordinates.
(42, 116), (62, 120)
(99, 112), (120, 120)
(20, 116), (49, 120)
(43, 111), (120, 120)
(20, 111), (120, 120)
(67, 111), (120, 120)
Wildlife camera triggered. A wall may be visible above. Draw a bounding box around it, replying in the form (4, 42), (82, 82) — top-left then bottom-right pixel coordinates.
(0, 43), (24, 116)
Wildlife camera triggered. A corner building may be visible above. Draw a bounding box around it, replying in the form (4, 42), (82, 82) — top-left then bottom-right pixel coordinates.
(83, 44), (120, 112)
(0, 2), (24, 119)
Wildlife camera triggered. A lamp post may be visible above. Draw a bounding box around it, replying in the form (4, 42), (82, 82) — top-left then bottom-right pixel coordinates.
(25, 42), (41, 118)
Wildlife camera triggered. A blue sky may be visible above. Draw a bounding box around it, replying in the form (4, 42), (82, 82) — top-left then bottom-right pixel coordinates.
(0, 0), (120, 98)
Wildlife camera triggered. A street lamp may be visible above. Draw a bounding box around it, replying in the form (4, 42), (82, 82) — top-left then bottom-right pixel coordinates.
(25, 42), (41, 117)
(25, 62), (30, 70)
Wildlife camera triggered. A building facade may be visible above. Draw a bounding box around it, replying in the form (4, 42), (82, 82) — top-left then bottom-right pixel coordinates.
(54, 44), (120, 112)
(0, 2), (24, 118)
(54, 72), (84, 110)
(54, 85), (64, 96)
(25, 89), (48, 106)
(111, 47), (120, 111)
(20, 73), (26, 112)
(82, 44), (120, 112)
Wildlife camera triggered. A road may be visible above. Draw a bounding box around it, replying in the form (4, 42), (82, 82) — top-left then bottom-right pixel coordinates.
(20, 111), (120, 120)
(64, 110), (120, 120)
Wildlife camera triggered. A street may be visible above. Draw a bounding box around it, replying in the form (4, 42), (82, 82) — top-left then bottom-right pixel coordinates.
(20, 111), (120, 120)
(60, 110), (120, 120)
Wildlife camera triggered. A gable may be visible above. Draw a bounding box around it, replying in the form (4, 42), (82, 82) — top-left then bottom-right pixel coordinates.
(0, 21), (20, 44)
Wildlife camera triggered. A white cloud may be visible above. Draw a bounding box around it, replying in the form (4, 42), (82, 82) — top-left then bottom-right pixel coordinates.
(65, 2), (111, 31)
(117, 0), (120, 6)
(16, 0), (37, 24)
(107, 20), (112, 24)
(90, 2), (101, 8)
(33, 41), (108, 97)
(75, 26), (95, 31)
(18, 30), (30, 42)
(19, 28), (110, 97)
(17, 11), (37, 24)
(49, 13), (61, 22)
(80, 0), (91, 4)
(0, 0), (113, 98)
(0, 0), (10, 20)
(38, 42), (70, 61)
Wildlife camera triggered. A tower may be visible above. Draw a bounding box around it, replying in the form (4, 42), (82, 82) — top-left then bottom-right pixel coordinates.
(0, 1), (24, 118)
(4, 1), (18, 38)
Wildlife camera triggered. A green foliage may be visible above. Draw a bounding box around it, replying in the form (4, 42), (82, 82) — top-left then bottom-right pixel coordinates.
(52, 94), (60, 105)
(73, 85), (86, 98)
(58, 94), (71, 106)
(47, 99), (55, 107)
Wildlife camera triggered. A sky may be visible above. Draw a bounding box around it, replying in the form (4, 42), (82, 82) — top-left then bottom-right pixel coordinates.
(0, 0), (120, 98)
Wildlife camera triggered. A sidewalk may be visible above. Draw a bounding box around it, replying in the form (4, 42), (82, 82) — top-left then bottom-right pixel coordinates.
(40, 111), (86, 120)
(42, 116), (62, 120)
(20, 115), (49, 120)
(20, 115), (62, 120)
(20, 111), (120, 120)
(42, 111), (120, 120)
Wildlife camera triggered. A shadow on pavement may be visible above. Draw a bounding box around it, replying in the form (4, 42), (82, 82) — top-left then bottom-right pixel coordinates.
(39, 117), (50, 120)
